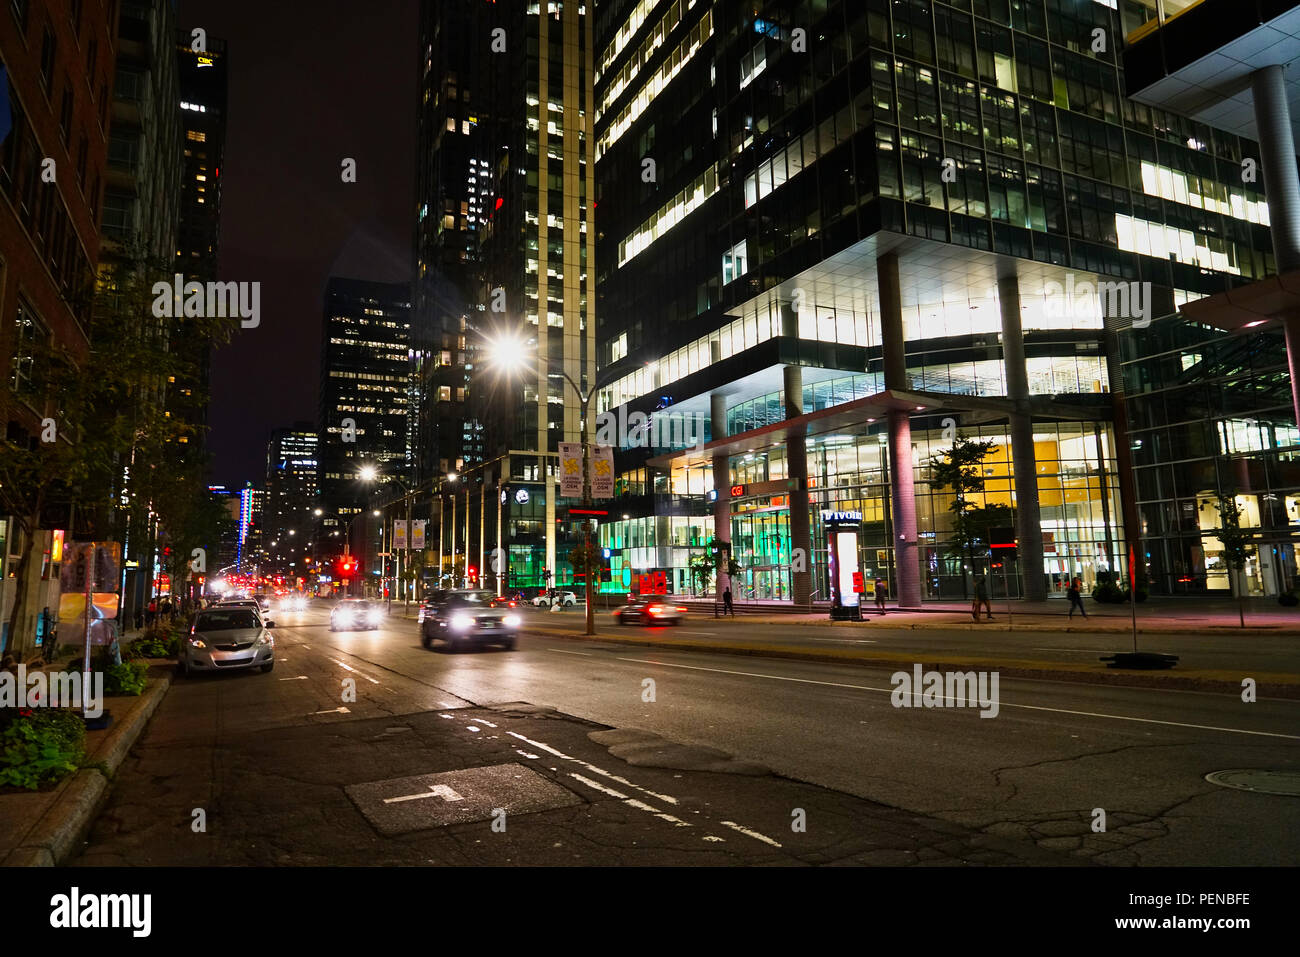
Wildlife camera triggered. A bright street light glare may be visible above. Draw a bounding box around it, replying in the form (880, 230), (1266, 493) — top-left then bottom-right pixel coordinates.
(486, 333), (530, 374)
(359, 465), (378, 482)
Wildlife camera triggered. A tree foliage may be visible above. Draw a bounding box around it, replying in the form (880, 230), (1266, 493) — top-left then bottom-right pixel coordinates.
(928, 436), (1012, 571)
(1, 257), (234, 657)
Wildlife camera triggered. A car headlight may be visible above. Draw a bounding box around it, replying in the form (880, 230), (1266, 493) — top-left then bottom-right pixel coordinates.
(256, 631), (273, 645)
(450, 613), (474, 630)
(189, 638), (207, 649)
(503, 614), (521, 628)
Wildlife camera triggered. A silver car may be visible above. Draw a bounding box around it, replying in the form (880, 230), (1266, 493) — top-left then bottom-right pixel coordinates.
(180, 607), (276, 676)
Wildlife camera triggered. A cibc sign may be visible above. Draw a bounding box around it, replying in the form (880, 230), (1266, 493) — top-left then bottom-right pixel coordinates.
(821, 510), (864, 621)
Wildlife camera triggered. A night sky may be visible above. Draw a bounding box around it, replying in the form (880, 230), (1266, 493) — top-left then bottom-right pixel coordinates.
(177, 0), (418, 487)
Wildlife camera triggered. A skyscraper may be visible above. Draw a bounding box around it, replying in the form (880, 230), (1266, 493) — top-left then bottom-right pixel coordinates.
(415, 0), (597, 587)
(264, 423), (319, 569)
(318, 277), (412, 539)
(589, 0), (1273, 605)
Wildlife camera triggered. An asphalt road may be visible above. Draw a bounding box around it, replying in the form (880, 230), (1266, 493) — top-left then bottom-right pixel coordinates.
(74, 603), (1300, 866)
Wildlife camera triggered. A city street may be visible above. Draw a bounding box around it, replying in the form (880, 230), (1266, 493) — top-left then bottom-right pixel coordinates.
(76, 604), (1300, 866)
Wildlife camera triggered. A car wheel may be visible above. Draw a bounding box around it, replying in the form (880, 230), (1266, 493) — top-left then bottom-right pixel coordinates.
(642, 612), (653, 626)
(501, 636), (517, 651)
(421, 630), (434, 649)
(329, 624), (337, 632)
(261, 659), (274, 673)
(176, 659), (188, 677)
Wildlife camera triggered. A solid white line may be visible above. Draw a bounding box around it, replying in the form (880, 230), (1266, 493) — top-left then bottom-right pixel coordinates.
(508, 731), (681, 805)
(719, 820), (782, 847)
(569, 773), (627, 800)
(279, 676), (309, 681)
(311, 706), (351, 715)
(675, 631), (717, 636)
(547, 649), (593, 656)
(614, 657), (1300, 740)
(325, 655), (381, 685)
(1032, 647), (1107, 653)
(813, 638), (878, 644)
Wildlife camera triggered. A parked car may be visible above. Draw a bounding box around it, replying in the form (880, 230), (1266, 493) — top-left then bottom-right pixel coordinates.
(531, 590), (578, 607)
(330, 599), (382, 631)
(179, 607), (276, 675)
(421, 589), (520, 651)
(615, 596), (687, 626)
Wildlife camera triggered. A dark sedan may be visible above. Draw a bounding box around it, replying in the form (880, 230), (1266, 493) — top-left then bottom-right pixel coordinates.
(420, 589), (520, 652)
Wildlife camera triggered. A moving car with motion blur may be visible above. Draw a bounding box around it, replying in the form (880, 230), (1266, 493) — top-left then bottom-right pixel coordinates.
(531, 589), (578, 608)
(329, 599), (383, 631)
(280, 593), (309, 613)
(615, 595), (687, 626)
(420, 589), (519, 651)
(179, 607), (276, 676)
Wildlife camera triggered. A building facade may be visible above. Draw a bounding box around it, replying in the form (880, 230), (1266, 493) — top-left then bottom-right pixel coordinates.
(581, 0), (1275, 606)
(1, 0), (119, 649)
(414, 0), (598, 591)
(318, 277), (412, 552)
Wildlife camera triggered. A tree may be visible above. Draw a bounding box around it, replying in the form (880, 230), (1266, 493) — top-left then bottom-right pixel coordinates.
(1214, 494), (1252, 628)
(566, 540), (603, 598)
(0, 257), (232, 658)
(688, 553), (714, 596)
(928, 436), (1013, 590)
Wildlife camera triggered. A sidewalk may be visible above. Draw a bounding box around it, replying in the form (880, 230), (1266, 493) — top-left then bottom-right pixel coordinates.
(0, 666), (171, 865)
(674, 596), (1300, 634)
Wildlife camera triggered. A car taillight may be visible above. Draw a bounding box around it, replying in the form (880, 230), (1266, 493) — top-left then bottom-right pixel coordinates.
(675, 606), (686, 613)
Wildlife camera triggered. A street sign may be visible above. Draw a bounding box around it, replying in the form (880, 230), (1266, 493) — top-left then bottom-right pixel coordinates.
(559, 442), (583, 497)
(592, 445), (615, 498)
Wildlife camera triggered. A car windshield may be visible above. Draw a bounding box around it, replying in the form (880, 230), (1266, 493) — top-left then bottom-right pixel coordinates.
(195, 610), (260, 631)
(343, 602), (371, 611)
(447, 591), (493, 606)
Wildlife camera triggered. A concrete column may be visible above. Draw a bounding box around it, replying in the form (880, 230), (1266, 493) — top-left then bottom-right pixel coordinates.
(997, 274), (1047, 601)
(784, 365), (813, 607)
(1251, 64), (1300, 432)
(877, 252), (922, 607)
(710, 393), (732, 596)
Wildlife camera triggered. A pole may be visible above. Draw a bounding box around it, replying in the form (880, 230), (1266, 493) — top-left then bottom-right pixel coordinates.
(82, 544), (92, 718)
(1129, 544), (1139, 654)
(582, 390), (595, 637)
(404, 491), (413, 614)
(496, 477), (504, 597)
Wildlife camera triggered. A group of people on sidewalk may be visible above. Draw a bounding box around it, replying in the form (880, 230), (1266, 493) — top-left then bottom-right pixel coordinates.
(718, 578), (891, 617)
(970, 574), (1088, 621)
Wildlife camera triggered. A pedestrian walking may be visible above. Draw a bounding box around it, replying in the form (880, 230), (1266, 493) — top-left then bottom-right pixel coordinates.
(874, 578), (887, 615)
(972, 574), (994, 621)
(1067, 576), (1088, 619)
(723, 586), (734, 616)
(146, 598), (157, 626)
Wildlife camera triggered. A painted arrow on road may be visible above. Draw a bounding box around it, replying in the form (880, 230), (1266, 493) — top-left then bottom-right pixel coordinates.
(383, 784), (465, 805)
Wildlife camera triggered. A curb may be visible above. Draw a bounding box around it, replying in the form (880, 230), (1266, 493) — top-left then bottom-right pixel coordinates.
(2, 672), (172, 867)
(529, 628), (1300, 698)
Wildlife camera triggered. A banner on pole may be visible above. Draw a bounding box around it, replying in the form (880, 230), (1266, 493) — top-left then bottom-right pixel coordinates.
(411, 519), (426, 550)
(393, 520), (408, 550)
(591, 445), (615, 499)
(559, 442), (583, 497)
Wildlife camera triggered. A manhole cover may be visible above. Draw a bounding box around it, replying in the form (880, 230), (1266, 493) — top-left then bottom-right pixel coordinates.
(1205, 769), (1300, 796)
(345, 763), (583, 835)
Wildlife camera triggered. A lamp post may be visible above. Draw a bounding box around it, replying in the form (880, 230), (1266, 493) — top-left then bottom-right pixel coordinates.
(483, 332), (600, 636)
(359, 465), (421, 613)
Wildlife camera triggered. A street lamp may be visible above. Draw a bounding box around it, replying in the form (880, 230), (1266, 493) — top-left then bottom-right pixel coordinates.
(485, 332), (601, 636)
(361, 466), (423, 613)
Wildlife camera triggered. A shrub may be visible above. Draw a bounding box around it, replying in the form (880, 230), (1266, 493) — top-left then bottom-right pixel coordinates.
(103, 661), (148, 697)
(124, 632), (180, 660)
(1092, 581), (1124, 603)
(0, 708), (87, 790)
